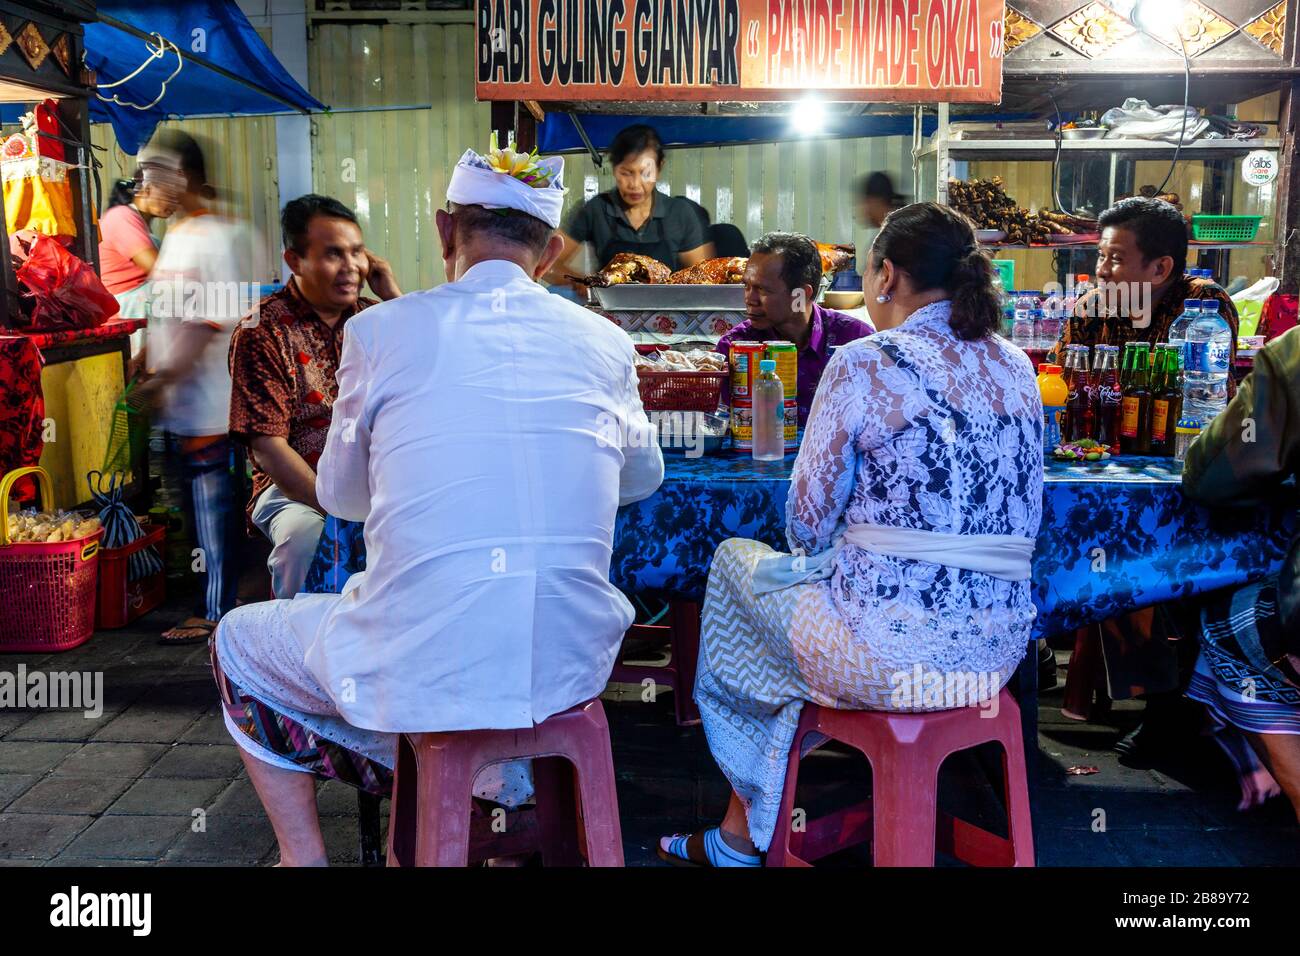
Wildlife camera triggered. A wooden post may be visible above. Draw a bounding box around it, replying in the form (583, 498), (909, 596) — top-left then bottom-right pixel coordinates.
(1276, 79), (1300, 294)
(490, 100), (537, 152)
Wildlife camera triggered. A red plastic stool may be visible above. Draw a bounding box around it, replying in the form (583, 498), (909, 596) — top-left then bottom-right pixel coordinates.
(608, 600), (701, 726)
(767, 688), (1035, 867)
(386, 699), (624, 867)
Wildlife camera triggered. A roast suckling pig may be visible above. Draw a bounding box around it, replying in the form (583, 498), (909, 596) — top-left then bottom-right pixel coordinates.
(576, 252), (672, 287)
(815, 242), (855, 275)
(667, 257), (748, 284)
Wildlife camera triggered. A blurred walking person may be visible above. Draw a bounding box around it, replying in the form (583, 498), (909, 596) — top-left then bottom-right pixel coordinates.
(135, 130), (256, 645)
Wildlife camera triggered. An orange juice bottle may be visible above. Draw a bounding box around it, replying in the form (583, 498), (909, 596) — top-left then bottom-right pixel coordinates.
(1037, 362), (1068, 453)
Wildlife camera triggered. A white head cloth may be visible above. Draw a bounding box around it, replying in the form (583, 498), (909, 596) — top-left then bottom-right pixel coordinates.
(446, 147), (567, 229)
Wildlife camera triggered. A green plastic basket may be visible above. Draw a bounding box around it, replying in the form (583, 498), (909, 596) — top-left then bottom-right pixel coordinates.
(102, 379), (150, 476)
(1190, 215), (1262, 243)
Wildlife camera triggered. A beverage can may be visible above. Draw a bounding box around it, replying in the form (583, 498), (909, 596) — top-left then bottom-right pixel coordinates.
(783, 398), (798, 451)
(729, 342), (765, 400)
(731, 400), (753, 452)
(765, 342), (798, 403)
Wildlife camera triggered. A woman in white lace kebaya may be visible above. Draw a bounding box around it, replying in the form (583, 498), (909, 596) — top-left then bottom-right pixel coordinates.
(660, 203), (1044, 866)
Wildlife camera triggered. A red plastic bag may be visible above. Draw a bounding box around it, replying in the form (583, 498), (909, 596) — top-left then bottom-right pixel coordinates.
(14, 233), (118, 330)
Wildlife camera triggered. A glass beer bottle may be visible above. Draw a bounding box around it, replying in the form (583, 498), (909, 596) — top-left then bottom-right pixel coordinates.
(1120, 342), (1153, 454)
(1149, 345), (1181, 457)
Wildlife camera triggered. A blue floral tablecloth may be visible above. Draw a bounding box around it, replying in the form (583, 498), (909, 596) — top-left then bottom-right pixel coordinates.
(303, 453), (1297, 639)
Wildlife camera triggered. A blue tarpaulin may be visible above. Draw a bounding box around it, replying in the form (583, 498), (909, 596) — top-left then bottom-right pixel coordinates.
(537, 112), (936, 154)
(537, 111), (1034, 155)
(1, 1), (323, 154)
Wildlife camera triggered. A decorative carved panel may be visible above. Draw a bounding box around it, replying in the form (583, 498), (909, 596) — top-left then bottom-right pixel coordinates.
(1143, 0), (1238, 56)
(1242, 0), (1287, 55)
(0, 23), (12, 59)
(50, 33), (72, 76)
(1005, 6), (1045, 53)
(1048, 2), (1137, 57)
(15, 22), (50, 71)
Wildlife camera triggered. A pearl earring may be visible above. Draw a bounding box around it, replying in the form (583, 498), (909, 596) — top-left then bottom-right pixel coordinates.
(875, 293), (892, 303)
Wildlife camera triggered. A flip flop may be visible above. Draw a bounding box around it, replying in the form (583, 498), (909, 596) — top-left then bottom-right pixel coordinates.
(656, 828), (761, 868)
(159, 617), (217, 646)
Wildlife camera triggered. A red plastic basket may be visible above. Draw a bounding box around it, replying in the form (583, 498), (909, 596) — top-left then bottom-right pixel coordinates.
(636, 369), (728, 412)
(0, 467), (103, 653)
(96, 521), (167, 630)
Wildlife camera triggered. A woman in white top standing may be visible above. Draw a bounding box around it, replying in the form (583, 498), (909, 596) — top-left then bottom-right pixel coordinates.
(660, 202), (1045, 866)
(136, 130), (255, 645)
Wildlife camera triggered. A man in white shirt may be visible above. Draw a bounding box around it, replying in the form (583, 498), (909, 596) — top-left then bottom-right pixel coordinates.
(135, 131), (259, 645)
(210, 141), (663, 866)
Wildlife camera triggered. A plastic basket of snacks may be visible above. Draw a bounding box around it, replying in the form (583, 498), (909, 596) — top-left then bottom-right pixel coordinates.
(1191, 215), (1262, 243)
(634, 348), (729, 412)
(0, 466), (104, 652)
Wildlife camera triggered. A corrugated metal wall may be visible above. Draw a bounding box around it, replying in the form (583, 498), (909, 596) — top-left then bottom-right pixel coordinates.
(307, 20), (914, 289)
(89, 117), (283, 283)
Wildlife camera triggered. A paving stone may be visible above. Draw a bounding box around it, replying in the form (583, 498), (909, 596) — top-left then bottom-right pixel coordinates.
(144, 743), (242, 779)
(62, 814), (189, 861)
(91, 707), (201, 744)
(53, 742), (166, 778)
(0, 711), (35, 738)
(1207, 823), (1300, 866)
(0, 774), (37, 810)
(0, 813), (93, 860)
(206, 777), (263, 817)
(8, 775), (132, 815)
(164, 812), (275, 863)
(317, 779), (373, 817)
(0, 741), (82, 775)
(108, 777), (228, 816)
(177, 712), (232, 745)
(5, 709), (112, 742)
(44, 857), (154, 867)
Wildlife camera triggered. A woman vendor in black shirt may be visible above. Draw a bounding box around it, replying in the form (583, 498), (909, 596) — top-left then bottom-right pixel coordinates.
(548, 124), (714, 286)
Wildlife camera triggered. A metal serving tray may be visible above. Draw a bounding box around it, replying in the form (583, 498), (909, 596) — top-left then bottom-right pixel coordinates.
(591, 283), (746, 311)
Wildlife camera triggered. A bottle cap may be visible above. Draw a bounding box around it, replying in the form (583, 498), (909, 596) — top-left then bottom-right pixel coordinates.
(1183, 299), (1201, 309)
(1202, 300), (1220, 312)
(759, 359), (776, 372)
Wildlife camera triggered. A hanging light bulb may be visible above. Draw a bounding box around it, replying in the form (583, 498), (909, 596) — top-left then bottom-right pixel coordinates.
(791, 95), (827, 137)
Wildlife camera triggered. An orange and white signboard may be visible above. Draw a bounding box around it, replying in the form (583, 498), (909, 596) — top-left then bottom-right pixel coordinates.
(476, 0), (1006, 103)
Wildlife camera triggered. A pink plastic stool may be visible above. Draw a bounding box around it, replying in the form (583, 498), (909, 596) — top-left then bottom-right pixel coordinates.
(386, 699), (624, 867)
(766, 688), (1035, 867)
(608, 601), (701, 726)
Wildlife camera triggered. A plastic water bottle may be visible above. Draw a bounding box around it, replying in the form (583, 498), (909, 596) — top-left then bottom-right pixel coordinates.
(752, 359), (785, 461)
(1167, 299), (1200, 369)
(1183, 299), (1231, 426)
(1011, 308), (1035, 350)
(1037, 305), (1061, 352)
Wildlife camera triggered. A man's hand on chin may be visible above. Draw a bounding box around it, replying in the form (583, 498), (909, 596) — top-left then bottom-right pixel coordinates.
(365, 250), (402, 301)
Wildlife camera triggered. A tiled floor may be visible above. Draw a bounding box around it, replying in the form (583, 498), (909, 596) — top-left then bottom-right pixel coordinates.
(0, 592), (1297, 866)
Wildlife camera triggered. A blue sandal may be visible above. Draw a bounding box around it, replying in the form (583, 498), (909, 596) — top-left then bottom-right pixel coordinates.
(657, 828), (761, 867)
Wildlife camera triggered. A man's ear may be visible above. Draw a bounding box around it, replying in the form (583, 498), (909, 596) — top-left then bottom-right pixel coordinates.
(283, 247), (302, 277)
(533, 231), (566, 280)
(436, 208), (455, 262)
(1154, 255), (1177, 286)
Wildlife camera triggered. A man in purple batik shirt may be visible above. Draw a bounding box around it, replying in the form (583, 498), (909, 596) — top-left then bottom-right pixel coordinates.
(715, 232), (875, 425)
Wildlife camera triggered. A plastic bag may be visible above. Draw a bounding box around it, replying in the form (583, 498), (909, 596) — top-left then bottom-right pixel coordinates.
(1230, 276), (1279, 338)
(14, 233), (119, 330)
